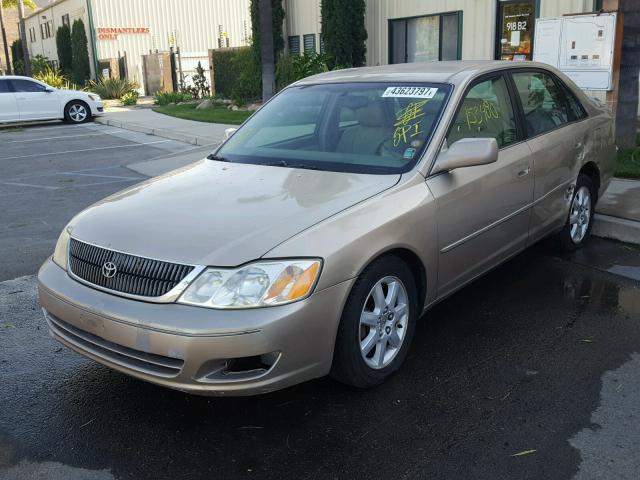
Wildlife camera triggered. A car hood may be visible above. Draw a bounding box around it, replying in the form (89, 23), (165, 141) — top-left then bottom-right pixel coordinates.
(69, 160), (400, 266)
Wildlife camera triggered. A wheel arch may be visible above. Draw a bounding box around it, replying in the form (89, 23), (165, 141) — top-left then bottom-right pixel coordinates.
(579, 161), (601, 200)
(355, 247), (428, 313)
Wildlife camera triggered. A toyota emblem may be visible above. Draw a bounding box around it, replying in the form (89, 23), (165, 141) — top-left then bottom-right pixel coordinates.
(102, 261), (117, 278)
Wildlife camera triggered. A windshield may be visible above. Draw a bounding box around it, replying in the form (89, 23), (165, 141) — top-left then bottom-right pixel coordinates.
(215, 82), (452, 174)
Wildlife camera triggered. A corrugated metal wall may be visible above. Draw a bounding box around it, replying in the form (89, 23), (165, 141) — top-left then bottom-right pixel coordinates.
(90, 0), (251, 86)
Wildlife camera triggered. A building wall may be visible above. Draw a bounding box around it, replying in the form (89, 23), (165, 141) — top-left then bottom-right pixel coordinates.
(24, 0), (96, 77)
(23, 0), (251, 89)
(0, 7), (20, 73)
(90, 0), (251, 86)
(285, 0), (597, 65)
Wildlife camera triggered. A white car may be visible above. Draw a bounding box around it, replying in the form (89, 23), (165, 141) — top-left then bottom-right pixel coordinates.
(0, 75), (103, 125)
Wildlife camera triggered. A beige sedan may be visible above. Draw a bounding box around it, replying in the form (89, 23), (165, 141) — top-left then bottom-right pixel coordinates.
(38, 61), (615, 395)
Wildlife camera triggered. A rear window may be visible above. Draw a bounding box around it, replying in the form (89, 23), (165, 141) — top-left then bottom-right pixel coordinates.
(215, 82), (452, 174)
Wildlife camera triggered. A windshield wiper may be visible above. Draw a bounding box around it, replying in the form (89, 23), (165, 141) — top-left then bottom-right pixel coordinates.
(207, 154), (231, 162)
(266, 160), (319, 170)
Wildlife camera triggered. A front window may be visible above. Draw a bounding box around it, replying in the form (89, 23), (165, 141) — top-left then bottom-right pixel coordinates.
(9, 79), (46, 93)
(215, 82), (452, 174)
(447, 75), (518, 148)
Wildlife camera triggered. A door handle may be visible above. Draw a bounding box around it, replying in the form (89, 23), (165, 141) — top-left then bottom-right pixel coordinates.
(517, 167), (531, 178)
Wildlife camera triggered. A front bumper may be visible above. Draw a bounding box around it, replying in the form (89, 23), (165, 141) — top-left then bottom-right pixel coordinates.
(38, 259), (352, 395)
(91, 101), (104, 116)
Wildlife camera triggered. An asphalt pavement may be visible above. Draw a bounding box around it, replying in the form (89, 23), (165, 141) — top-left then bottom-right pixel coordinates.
(0, 122), (196, 281)
(1, 122), (640, 480)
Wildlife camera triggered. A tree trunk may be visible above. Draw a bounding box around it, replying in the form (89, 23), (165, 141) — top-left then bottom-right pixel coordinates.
(17, 0), (30, 76)
(0, 2), (12, 74)
(615, 0), (640, 148)
(259, 0), (275, 102)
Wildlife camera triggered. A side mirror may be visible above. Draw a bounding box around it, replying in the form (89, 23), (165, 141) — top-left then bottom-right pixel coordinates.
(432, 138), (498, 174)
(223, 127), (238, 141)
(44, 87), (55, 93)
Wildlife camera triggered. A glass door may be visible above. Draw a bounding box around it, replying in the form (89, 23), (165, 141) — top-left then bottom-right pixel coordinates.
(495, 0), (535, 61)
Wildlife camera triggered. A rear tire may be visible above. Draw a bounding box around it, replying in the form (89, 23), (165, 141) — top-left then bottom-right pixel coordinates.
(548, 173), (596, 251)
(330, 255), (418, 388)
(64, 100), (91, 124)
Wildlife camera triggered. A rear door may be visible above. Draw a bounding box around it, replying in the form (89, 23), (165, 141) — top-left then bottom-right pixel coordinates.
(0, 79), (19, 123)
(10, 78), (61, 120)
(509, 69), (585, 242)
(427, 72), (534, 298)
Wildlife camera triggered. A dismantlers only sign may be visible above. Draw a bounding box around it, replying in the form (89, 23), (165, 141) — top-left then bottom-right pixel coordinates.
(97, 27), (150, 40)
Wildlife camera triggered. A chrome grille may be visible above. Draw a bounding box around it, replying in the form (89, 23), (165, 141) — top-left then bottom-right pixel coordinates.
(68, 238), (194, 298)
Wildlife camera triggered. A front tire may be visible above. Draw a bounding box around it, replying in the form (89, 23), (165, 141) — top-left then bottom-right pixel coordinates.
(64, 101), (90, 124)
(549, 173), (596, 251)
(331, 255), (418, 388)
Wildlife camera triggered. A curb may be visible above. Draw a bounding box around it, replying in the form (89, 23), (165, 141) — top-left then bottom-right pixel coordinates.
(95, 117), (214, 146)
(592, 213), (640, 245)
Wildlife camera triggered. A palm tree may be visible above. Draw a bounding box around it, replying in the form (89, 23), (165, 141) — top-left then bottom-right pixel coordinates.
(0, 0), (35, 74)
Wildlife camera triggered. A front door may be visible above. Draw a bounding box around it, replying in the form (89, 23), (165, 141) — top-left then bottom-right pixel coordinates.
(0, 79), (19, 122)
(495, 0), (536, 61)
(10, 78), (60, 120)
(426, 73), (534, 298)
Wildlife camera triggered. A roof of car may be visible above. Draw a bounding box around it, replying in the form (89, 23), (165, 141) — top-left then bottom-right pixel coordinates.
(297, 60), (557, 86)
(0, 75), (38, 80)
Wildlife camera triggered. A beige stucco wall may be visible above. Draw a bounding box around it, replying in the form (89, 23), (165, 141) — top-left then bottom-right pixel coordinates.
(24, 0), (95, 77)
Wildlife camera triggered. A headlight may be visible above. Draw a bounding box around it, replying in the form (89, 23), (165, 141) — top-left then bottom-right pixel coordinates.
(87, 94), (100, 101)
(52, 227), (71, 270)
(178, 259), (322, 309)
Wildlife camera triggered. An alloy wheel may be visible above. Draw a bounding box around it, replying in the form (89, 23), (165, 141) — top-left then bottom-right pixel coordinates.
(69, 104), (87, 122)
(569, 185), (591, 243)
(359, 276), (409, 370)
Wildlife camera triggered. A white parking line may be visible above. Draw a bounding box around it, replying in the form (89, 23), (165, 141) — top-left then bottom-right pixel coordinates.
(55, 172), (143, 180)
(3, 182), (59, 190)
(0, 140), (171, 161)
(7, 133), (105, 143)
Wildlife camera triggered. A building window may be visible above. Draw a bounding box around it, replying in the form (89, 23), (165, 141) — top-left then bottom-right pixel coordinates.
(62, 14), (70, 27)
(495, 1), (535, 61)
(319, 34), (325, 53)
(303, 34), (316, 54)
(389, 12), (462, 64)
(29, 27), (36, 42)
(40, 20), (54, 39)
(288, 35), (300, 55)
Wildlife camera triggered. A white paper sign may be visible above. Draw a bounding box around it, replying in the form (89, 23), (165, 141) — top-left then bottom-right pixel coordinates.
(382, 86), (438, 98)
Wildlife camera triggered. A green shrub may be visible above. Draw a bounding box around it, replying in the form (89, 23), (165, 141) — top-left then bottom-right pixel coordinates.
(87, 77), (139, 99)
(10, 39), (24, 75)
(276, 52), (329, 91)
(30, 54), (51, 76)
(33, 67), (79, 90)
(71, 19), (91, 85)
(56, 24), (72, 75)
(153, 91), (193, 105)
(120, 90), (139, 106)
